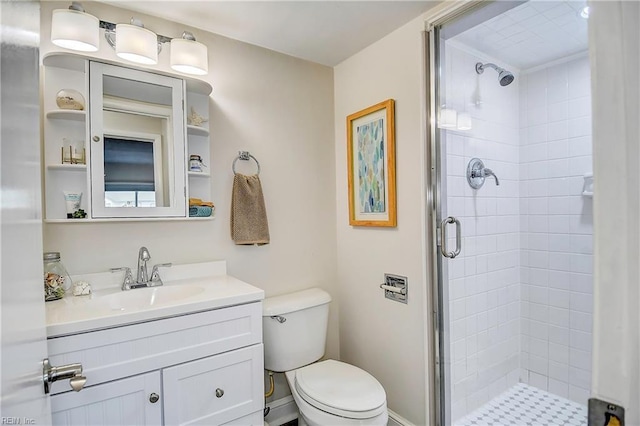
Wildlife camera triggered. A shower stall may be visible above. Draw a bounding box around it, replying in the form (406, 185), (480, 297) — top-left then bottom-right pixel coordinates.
(429, 1), (593, 424)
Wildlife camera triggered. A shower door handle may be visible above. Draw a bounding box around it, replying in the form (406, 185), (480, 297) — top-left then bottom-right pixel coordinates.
(440, 217), (461, 258)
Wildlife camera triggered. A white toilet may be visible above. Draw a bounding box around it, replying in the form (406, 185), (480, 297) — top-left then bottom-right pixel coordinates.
(263, 288), (388, 426)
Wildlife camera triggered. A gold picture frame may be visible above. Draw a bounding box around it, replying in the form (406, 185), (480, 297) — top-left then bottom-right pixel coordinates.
(346, 99), (396, 227)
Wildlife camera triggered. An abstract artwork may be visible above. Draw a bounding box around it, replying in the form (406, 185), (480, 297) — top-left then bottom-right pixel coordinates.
(347, 99), (396, 227)
(357, 118), (386, 213)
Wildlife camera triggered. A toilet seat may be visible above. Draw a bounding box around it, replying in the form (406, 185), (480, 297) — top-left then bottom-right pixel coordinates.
(294, 360), (386, 419)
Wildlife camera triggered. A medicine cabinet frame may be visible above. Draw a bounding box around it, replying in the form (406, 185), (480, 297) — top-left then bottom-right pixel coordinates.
(90, 62), (186, 218)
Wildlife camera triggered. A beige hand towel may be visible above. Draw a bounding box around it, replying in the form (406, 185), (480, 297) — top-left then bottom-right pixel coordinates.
(231, 173), (270, 245)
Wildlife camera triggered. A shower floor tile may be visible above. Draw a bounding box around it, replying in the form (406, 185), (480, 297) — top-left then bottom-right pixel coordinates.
(455, 383), (587, 426)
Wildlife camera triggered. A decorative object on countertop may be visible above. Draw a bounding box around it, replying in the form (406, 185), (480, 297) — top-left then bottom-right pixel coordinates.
(55, 88), (85, 110)
(73, 281), (92, 296)
(189, 197), (214, 217)
(43, 252), (72, 301)
(187, 106), (208, 127)
(231, 152), (269, 245)
(61, 137), (86, 165)
(346, 99), (397, 227)
(189, 154), (206, 172)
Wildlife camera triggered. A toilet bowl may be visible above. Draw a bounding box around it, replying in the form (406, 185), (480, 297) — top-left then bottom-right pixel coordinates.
(262, 288), (388, 426)
(285, 360), (388, 426)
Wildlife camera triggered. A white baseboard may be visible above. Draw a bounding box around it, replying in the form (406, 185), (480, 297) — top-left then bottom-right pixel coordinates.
(265, 395), (298, 426)
(265, 397), (414, 426)
(388, 409), (415, 426)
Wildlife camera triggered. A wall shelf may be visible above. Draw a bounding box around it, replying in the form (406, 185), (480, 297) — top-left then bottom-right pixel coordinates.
(187, 125), (209, 137)
(44, 216), (215, 224)
(188, 171), (210, 178)
(46, 110), (86, 121)
(47, 164), (87, 171)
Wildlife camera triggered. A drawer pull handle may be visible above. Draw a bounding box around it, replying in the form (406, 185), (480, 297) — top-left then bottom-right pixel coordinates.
(215, 388), (224, 398)
(149, 393), (160, 403)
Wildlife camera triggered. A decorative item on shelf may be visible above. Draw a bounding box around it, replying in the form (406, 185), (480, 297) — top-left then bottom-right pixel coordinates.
(189, 197), (214, 217)
(56, 88), (85, 110)
(63, 191), (83, 218)
(61, 138), (86, 164)
(187, 106), (208, 127)
(72, 209), (87, 218)
(189, 154), (206, 172)
(43, 252), (72, 301)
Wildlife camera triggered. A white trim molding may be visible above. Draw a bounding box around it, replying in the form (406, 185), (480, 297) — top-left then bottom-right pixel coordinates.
(388, 408), (416, 426)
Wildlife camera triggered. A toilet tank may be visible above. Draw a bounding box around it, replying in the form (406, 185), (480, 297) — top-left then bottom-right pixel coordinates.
(262, 288), (331, 372)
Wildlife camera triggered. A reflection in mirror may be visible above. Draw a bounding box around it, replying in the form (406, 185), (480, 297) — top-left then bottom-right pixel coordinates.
(104, 136), (158, 207)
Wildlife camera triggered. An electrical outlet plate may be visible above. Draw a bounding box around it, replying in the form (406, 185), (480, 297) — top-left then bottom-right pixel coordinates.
(383, 273), (408, 304)
(589, 398), (625, 426)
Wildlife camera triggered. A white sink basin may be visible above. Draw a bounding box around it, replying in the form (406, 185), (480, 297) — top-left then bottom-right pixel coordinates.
(94, 285), (205, 311)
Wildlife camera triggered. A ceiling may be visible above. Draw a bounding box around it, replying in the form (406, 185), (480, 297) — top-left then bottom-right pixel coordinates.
(101, 1), (439, 67)
(453, 0), (589, 70)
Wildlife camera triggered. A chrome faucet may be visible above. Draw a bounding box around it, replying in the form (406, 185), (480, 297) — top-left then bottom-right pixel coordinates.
(467, 158), (500, 189)
(112, 247), (172, 290)
(137, 246), (151, 285)
(482, 168), (500, 186)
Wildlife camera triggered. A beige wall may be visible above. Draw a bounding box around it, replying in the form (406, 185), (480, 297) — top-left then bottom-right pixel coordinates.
(334, 15), (430, 425)
(41, 2), (338, 400)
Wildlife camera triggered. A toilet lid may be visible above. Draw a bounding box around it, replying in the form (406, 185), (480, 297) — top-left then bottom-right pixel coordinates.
(295, 360), (386, 419)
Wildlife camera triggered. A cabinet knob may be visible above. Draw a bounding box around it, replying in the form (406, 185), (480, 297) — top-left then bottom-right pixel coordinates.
(149, 392), (160, 403)
(92, 135), (100, 142)
(215, 388), (224, 398)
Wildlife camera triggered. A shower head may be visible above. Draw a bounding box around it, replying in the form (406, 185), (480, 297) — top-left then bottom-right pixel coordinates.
(475, 62), (514, 86)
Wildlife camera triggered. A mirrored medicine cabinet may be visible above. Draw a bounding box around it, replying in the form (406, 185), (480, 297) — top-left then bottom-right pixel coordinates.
(41, 53), (212, 222)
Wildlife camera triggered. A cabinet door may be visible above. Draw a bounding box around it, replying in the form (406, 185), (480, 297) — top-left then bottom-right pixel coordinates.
(89, 61), (187, 218)
(51, 372), (162, 426)
(163, 344), (264, 426)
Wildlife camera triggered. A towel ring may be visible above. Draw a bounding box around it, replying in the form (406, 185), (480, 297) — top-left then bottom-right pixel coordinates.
(232, 151), (260, 175)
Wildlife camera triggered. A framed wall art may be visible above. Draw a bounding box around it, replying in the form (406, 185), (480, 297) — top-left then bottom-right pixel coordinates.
(346, 99), (396, 227)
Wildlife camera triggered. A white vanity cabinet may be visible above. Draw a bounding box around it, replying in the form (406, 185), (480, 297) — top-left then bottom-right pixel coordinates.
(48, 302), (264, 425)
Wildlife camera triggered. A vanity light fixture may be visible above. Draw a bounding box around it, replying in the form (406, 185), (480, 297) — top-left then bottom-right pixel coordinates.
(51, 2), (99, 52)
(170, 32), (208, 76)
(114, 19), (158, 65)
(51, 2), (209, 75)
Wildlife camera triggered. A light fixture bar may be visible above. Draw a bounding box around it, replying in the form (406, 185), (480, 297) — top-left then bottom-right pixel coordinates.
(100, 20), (173, 47)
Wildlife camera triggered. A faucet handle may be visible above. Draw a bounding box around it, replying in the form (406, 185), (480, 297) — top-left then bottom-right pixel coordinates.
(111, 267), (134, 290)
(149, 263), (172, 286)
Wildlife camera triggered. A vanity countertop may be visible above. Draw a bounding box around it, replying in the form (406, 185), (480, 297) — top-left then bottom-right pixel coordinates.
(45, 261), (264, 337)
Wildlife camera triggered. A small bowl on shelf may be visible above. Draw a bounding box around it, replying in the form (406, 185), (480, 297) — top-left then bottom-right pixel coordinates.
(56, 89), (85, 110)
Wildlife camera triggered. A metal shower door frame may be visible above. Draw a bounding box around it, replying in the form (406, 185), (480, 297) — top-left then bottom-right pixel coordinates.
(424, 3), (494, 425)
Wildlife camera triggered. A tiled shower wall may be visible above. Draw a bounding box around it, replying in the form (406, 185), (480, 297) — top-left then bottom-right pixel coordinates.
(445, 42), (521, 421)
(445, 44), (593, 422)
(518, 55), (593, 404)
